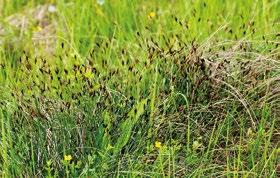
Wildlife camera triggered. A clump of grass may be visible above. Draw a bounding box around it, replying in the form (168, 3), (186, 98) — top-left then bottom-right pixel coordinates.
(0, 0), (279, 177)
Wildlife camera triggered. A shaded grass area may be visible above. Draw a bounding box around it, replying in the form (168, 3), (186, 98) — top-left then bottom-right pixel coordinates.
(0, 0), (280, 177)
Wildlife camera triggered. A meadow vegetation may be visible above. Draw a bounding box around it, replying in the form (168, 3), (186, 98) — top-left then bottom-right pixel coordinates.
(0, 0), (280, 177)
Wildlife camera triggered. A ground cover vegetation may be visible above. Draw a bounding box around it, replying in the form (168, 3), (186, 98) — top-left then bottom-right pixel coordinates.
(0, 0), (280, 177)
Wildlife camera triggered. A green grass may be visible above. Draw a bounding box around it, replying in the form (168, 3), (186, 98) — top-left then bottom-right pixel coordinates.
(0, 0), (280, 177)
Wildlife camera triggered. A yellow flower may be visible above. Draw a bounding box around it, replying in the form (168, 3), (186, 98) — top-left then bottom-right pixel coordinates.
(155, 141), (162, 148)
(36, 26), (43, 32)
(64, 155), (72, 161)
(148, 12), (156, 19)
(84, 70), (94, 79)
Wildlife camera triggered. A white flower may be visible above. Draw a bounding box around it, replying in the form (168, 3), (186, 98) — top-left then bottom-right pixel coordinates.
(48, 5), (56, 13)
(97, 0), (105, 5)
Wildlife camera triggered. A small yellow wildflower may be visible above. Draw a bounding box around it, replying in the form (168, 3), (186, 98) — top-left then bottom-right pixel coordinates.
(36, 26), (43, 32)
(148, 12), (156, 19)
(155, 141), (162, 148)
(84, 70), (94, 79)
(64, 155), (72, 161)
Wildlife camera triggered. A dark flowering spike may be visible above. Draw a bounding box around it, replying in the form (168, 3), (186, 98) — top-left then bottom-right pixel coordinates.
(179, 21), (183, 26)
